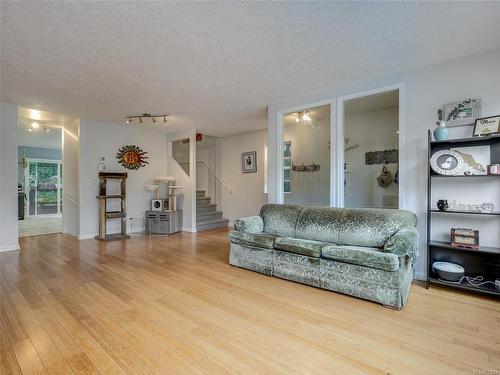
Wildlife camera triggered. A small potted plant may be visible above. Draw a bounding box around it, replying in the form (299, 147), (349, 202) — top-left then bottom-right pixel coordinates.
(434, 108), (448, 141)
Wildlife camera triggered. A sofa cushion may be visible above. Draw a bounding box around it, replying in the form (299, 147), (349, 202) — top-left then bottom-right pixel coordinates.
(260, 204), (303, 238)
(338, 208), (416, 247)
(296, 206), (416, 248)
(321, 245), (400, 272)
(229, 230), (276, 249)
(274, 237), (329, 258)
(295, 207), (344, 244)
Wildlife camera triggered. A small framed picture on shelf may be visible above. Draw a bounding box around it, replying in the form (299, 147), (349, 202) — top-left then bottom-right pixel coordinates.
(473, 115), (500, 137)
(450, 228), (479, 250)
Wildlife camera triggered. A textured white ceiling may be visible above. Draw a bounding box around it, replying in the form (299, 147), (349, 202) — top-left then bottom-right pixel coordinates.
(1, 2), (500, 137)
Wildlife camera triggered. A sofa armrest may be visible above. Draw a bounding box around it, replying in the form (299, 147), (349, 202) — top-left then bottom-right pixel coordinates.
(383, 226), (419, 263)
(234, 216), (264, 233)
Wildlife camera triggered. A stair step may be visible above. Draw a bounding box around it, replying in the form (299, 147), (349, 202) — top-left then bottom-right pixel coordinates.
(197, 218), (229, 232)
(196, 201), (217, 208)
(196, 191), (206, 198)
(196, 204), (217, 213)
(196, 197), (211, 203)
(196, 211), (223, 221)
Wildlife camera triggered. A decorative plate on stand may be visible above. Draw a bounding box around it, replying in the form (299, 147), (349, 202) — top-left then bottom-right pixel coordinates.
(430, 149), (465, 175)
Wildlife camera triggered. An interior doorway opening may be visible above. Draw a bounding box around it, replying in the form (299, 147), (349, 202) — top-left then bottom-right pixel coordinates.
(342, 89), (400, 209)
(281, 104), (331, 206)
(17, 106), (77, 237)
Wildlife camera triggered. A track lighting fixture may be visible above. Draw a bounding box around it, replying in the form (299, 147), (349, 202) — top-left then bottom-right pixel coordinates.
(296, 111), (312, 124)
(27, 121), (50, 134)
(126, 113), (169, 126)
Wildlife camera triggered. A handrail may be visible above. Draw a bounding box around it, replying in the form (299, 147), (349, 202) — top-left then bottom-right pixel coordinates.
(63, 194), (79, 206)
(197, 160), (232, 193)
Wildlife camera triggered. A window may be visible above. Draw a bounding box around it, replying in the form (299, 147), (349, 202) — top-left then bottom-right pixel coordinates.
(283, 141), (291, 194)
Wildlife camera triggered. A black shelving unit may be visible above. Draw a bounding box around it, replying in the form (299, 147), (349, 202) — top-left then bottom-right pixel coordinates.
(426, 130), (500, 297)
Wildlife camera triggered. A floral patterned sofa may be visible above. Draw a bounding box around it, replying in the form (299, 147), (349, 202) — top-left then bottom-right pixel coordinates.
(229, 204), (418, 309)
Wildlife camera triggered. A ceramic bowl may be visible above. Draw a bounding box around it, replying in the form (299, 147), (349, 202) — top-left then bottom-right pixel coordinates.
(432, 261), (464, 282)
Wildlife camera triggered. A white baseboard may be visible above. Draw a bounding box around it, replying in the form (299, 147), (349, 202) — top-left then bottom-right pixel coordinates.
(78, 233), (96, 240)
(0, 242), (20, 252)
(182, 226), (197, 233)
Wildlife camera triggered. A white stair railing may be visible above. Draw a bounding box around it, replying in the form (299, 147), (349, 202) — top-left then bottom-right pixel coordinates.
(197, 160), (232, 194)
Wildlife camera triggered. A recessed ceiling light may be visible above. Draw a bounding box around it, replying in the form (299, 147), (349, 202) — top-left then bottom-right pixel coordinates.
(28, 128), (32, 132)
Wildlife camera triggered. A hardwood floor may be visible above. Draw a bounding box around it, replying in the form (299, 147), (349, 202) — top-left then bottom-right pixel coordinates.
(1, 229), (499, 374)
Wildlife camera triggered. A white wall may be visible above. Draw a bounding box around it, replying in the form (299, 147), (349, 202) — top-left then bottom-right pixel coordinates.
(62, 119), (80, 236)
(218, 130), (268, 224)
(196, 135), (217, 203)
(167, 129), (197, 232)
(78, 119), (168, 239)
(0, 102), (19, 251)
(283, 116), (330, 206)
(268, 48), (500, 279)
(345, 106), (399, 208)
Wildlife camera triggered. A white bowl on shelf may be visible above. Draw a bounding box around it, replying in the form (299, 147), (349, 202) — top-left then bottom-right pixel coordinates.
(432, 261), (465, 282)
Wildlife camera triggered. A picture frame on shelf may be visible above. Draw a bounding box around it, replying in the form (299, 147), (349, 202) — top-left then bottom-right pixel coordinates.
(442, 98), (481, 127)
(450, 145), (490, 175)
(473, 115), (500, 137)
(241, 151), (257, 173)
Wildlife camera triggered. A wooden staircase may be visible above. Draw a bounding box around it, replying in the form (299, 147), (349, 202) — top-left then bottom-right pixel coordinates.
(196, 190), (229, 231)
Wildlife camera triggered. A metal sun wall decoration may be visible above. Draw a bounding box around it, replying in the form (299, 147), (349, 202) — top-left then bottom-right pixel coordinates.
(116, 145), (149, 170)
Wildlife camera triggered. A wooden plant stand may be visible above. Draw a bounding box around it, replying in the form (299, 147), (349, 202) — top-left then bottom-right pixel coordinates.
(95, 172), (130, 241)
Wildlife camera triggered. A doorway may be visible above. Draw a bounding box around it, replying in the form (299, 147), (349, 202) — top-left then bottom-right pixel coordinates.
(17, 106), (77, 237)
(337, 85), (403, 209)
(25, 159), (62, 216)
(281, 104), (331, 206)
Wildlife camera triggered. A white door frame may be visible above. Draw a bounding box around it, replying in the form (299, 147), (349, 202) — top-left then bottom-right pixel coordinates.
(25, 158), (62, 217)
(336, 83), (406, 208)
(275, 99), (336, 205)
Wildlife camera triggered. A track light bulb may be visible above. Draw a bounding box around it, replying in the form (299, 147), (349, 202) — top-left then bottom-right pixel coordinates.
(126, 118), (131, 124)
(163, 116), (167, 123)
(303, 111), (312, 123)
(152, 117), (158, 125)
(31, 122), (39, 129)
(139, 117), (143, 124)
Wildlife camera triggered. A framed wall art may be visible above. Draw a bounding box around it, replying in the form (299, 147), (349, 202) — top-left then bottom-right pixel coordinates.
(241, 151), (257, 173)
(473, 115), (500, 137)
(442, 98), (481, 127)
